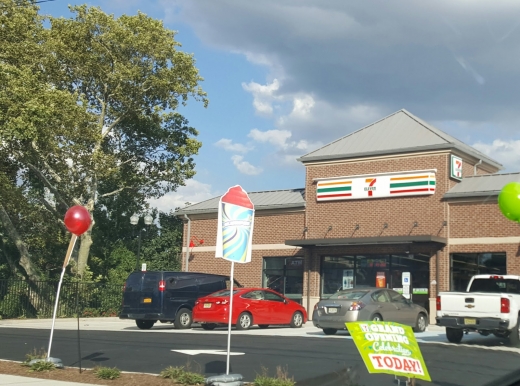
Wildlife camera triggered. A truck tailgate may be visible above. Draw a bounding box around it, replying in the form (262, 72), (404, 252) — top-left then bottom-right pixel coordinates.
(439, 292), (504, 317)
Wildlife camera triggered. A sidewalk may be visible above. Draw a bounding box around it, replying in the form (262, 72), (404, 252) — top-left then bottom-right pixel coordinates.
(0, 374), (100, 385)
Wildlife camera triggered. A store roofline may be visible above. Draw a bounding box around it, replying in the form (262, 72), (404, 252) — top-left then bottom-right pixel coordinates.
(174, 203), (305, 216)
(297, 143), (502, 170)
(285, 235), (447, 247)
(443, 191), (500, 199)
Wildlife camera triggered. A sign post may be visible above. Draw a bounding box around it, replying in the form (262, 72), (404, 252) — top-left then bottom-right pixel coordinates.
(215, 185), (255, 376)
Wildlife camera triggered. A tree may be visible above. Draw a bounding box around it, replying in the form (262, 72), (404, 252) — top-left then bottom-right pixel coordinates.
(0, 1), (207, 279)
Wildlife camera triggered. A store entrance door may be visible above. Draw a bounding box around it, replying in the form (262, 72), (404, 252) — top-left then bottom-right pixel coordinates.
(263, 257), (304, 304)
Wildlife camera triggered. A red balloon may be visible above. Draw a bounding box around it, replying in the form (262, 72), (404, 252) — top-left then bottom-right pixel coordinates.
(64, 206), (91, 236)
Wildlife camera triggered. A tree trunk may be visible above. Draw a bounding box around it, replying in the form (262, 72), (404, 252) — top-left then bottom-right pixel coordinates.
(77, 230), (93, 278)
(0, 203), (41, 281)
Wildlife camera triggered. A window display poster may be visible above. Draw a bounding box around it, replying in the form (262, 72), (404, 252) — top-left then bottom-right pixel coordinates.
(343, 269), (354, 289)
(376, 272), (386, 288)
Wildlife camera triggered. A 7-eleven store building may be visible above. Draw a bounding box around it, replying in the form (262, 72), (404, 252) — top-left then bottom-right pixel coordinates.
(174, 110), (520, 323)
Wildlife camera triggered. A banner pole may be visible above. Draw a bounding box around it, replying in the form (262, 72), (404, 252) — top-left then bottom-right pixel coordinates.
(48, 234), (77, 360)
(226, 261), (235, 375)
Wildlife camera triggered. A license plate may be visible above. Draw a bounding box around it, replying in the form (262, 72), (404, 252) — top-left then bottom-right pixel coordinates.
(143, 298), (152, 304)
(328, 307), (338, 314)
(203, 303), (211, 308)
(464, 318), (476, 325)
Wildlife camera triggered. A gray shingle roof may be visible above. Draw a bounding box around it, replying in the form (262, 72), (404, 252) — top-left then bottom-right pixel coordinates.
(174, 188), (306, 215)
(298, 109), (503, 170)
(444, 173), (520, 199)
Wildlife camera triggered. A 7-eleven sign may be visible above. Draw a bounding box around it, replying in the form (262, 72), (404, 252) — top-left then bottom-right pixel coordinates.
(450, 155), (463, 180)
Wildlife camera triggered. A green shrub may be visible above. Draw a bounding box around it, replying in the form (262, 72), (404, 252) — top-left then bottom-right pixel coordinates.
(160, 366), (185, 379)
(24, 348), (47, 364)
(177, 371), (205, 385)
(160, 365), (205, 385)
(29, 360), (56, 372)
(94, 366), (121, 380)
(254, 366), (295, 386)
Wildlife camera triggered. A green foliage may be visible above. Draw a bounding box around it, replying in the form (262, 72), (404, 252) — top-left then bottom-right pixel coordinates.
(160, 365), (205, 385)
(160, 366), (185, 379)
(254, 366), (296, 386)
(23, 348), (47, 364)
(0, 0), (207, 281)
(29, 360), (56, 372)
(94, 366), (121, 380)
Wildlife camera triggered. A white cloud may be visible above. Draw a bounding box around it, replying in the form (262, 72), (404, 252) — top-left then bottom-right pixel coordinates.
(147, 179), (216, 212)
(214, 138), (253, 153)
(248, 129), (292, 149)
(231, 155), (263, 175)
(472, 139), (520, 172)
(241, 79), (280, 116)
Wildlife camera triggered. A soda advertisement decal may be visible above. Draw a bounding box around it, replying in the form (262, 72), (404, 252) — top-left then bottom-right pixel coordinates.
(316, 170), (436, 201)
(346, 321), (431, 381)
(215, 185), (255, 263)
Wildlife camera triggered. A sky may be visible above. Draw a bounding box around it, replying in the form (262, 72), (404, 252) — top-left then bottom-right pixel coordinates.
(39, 0), (520, 212)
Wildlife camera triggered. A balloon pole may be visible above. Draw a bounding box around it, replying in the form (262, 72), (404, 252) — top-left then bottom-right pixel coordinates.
(47, 234), (78, 360)
(226, 261), (235, 375)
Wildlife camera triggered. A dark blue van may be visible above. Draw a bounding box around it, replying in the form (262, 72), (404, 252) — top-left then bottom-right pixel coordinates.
(120, 271), (240, 329)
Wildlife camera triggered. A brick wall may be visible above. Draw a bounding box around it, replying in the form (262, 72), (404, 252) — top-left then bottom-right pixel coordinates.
(181, 211), (305, 287)
(448, 200), (520, 238)
(304, 154), (451, 240)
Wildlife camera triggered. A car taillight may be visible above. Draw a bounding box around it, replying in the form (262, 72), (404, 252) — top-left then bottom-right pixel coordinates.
(159, 280), (166, 292)
(501, 297), (510, 313)
(195, 300), (200, 305)
(314, 303), (319, 311)
(216, 300), (229, 305)
(348, 301), (365, 311)
(490, 276), (504, 279)
(436, 296), (441, 311)
(122, 283), (126, 292)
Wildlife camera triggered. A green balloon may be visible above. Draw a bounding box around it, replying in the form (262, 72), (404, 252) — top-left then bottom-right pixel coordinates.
(498, 182), (520, 222)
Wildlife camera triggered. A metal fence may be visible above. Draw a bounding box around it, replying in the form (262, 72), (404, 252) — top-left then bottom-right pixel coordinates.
(0, 280), (123, 320)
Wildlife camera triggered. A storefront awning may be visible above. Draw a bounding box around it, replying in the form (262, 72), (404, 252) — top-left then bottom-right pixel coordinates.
(285, 235), (447, 247)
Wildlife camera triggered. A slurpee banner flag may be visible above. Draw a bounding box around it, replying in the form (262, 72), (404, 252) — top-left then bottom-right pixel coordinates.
(216, 185), (255, 263)
(346, 321), (431, 382)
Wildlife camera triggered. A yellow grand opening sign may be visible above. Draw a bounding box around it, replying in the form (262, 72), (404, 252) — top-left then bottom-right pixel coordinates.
(346, 321), (431, 382)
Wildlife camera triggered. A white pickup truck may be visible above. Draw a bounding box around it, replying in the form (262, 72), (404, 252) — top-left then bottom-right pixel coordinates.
(436, 274), (520, 345)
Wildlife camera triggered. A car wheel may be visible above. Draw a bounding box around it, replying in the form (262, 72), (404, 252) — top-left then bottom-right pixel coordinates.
(414, 313), (428, 333)
(174, 308), (193, 329)
(323, 328), (337, 335)
(371, 314), (383, 322)
(258, 324), (269, 329)
(236, 312), (253, 330)
(136, 320), (155, 330)
(446, 327), (464, 343)
(201, 323), (217, 330)
(509, 315), (520, 347)
(290, 312), (304, 328)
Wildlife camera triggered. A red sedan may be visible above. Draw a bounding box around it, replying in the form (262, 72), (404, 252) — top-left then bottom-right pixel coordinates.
(193, 287), (307, 330)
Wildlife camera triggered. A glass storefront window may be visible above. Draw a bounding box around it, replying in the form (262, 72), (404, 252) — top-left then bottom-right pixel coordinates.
(320, 253), (432, 310)
(263, 257), (304, 302)
(451, 253), (506, 291)
(321, 256), (355, 296)
(356, 255), (389, 289)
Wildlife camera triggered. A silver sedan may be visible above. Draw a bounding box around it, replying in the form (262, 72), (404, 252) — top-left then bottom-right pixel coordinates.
(312, 288), (428, 335)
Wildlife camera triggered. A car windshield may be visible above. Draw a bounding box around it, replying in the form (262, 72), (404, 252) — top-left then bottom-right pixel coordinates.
(208, 289), (240, 297)
(327, 290), (368, 300)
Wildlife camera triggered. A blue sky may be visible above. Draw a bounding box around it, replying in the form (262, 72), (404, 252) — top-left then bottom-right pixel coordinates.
(39, 0), (520, 211)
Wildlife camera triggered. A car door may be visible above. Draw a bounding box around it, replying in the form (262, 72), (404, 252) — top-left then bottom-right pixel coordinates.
(240, 290), (270, 325)
(369, 290), (399, 322)
(263, 290), (290, 324)
(387, 289), (416, 326)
